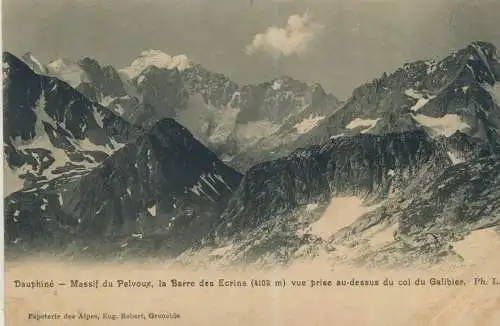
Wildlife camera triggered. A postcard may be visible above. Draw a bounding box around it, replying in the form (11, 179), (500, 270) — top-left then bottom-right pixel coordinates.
(3, 0), (500, 325)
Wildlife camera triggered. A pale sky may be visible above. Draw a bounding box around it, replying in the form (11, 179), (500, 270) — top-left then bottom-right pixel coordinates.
(3, 0), (500, 99)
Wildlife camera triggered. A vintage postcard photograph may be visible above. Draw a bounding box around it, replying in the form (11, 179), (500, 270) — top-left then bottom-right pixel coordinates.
(2, 0), (500, 325)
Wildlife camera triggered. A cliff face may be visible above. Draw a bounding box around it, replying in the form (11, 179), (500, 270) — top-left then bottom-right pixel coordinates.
(209, 130), (449, 240)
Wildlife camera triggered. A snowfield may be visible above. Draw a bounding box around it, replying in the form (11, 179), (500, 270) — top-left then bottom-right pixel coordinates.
(411, 114), (471, 137)
(345, 117), (381, 133)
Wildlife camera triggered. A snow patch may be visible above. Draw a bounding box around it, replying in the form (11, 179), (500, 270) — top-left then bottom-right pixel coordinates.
(411, 114), (471, 137)
(447, 151), (465, 165)
(425, 60), (438, 74)
(25, 53), (46, 74)
(345, 117), (381, 134)
(271, 79), (282, 91)
(410, 98), (431, 112)
(34, 91), (58, 131)
(310, 197), (381, 240)
(147, 204), (157, 217)
(404, 89), (436, 111)
(137, 75), (146, 85)
(3, 62), (11, 81)
(214, 174), (232, 191)
(200, 174), (220, 196)
(330, 133), (345, 139)
(465, 63), (476, 79)
(189, 181), (215, 202)
(113, 104), (125, 116)
(16, 135), (73, 180)
(404, 88), (422, 99)
(77, 138), (111, 156)
(294, 115), (324, 134)
(99, 96), (116, 107)
(109, 137), (125, 151)
(92, 108), (106, 128)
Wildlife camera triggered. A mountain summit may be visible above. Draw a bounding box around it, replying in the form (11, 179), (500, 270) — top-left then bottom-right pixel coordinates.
(120, 50), (192, 79)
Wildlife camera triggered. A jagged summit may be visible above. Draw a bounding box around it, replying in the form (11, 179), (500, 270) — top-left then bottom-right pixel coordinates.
(77, 57), (102, 73)
(21, 51), (48, 74)
(284, 40), (500, 155)
(468, 40), (497, 55)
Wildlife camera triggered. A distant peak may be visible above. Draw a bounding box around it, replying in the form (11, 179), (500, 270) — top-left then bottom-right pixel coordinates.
(47, 58), (74, 70)
(78, 56), (101, 66)
(469, 40), (496, 49)
(267, 75), (300, 88)
(120, 49), (192, 79)
(467, 41), (498, 59)
(22, 51), (34, 58)
(21, 52), (48, 74)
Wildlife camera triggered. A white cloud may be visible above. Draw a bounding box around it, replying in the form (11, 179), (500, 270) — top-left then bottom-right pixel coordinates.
(245, 11), (323, 58)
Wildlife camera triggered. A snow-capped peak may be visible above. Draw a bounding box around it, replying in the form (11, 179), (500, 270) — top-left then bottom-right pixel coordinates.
(46, 58), (87, 88)
(120, 49), (191, 79)
(47, 58), (74, 72)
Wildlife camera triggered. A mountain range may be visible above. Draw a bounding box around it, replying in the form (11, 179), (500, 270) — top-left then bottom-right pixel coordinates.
(4, 41), (500, 268)
(21, 49), (341, 171)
